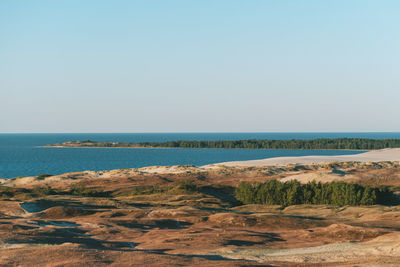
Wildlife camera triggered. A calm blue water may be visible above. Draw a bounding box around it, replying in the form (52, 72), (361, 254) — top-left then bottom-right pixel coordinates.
(1, 132), (399, 179)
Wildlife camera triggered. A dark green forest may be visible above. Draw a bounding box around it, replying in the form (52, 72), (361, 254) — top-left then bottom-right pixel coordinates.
(235, 180), (396, 206)
(54, 138), (400, 150)
(137, 138), (400, 150)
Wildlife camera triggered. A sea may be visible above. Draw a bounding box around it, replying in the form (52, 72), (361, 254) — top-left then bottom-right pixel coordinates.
(1, 132), (400, 179)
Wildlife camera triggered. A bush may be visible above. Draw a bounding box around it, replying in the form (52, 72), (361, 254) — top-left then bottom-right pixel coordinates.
(0, 186), (17, 198)
(131, 185), (163, 195)
(68, 183), (108, 197)
(235, 180), (396, 207)
(171, 180), (198, 193)
(0, 186), (32, 199)
(36, 174), (53, 179)
(32, 186), (56, 196)
(131, 180), (199, 196)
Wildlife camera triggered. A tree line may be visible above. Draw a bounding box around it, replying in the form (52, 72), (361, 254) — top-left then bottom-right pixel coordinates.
(137, 138), (400, 150)
(235, 180), (396, 206)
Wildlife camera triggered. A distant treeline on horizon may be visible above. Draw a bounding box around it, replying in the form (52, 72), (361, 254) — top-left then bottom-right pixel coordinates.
(137, 138), (400, 150)
(52, 138), (400, 150)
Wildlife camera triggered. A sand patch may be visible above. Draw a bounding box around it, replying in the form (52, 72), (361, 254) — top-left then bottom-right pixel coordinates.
(214, 148), (400, 167)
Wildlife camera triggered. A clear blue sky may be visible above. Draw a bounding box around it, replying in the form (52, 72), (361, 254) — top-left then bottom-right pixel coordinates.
(1, 0), (399, 133)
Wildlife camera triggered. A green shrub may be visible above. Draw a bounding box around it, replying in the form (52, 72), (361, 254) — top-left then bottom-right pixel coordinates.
(235, 180), (395, 207)
(32, 186), (57, 196)
(131, 180), (199, 196)
(0, 186), (31, 199)
(131, 185), (163, 195)
(68, 183), (107, 197)
(36, 174), (53, 179)
(0, 186), (16, 198)
(171, 180), (198, 193)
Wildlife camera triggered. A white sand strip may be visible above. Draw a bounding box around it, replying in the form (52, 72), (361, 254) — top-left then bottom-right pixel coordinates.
(213, 148), (400, 167)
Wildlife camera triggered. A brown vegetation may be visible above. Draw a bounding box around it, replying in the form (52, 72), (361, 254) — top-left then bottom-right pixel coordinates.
(1, 161), (400, 266)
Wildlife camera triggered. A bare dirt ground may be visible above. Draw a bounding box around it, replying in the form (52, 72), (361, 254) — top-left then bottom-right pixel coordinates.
(1, 160), (400, 266)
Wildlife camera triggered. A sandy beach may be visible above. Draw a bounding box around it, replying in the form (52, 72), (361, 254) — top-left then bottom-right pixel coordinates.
(213, 148), (400, 167)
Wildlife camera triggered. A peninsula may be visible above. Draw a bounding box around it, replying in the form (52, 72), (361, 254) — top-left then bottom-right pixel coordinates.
(46, 138), (400, 150)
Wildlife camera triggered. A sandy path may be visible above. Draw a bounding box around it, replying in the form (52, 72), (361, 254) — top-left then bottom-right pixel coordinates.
(212, 148), (400, 167)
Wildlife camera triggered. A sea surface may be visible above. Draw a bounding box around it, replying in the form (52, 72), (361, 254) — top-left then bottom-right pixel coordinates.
(1, 132), (400, 179)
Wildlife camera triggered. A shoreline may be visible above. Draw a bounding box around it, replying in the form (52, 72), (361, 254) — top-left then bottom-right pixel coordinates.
(5, 148), (399, 180)
(3, 150), (400, 182)
(4, 147), (369, 180)
(42, 145), (370, 151)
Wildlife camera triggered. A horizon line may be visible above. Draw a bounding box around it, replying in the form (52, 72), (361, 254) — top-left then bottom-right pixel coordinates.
(1, 131), (400, 134)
